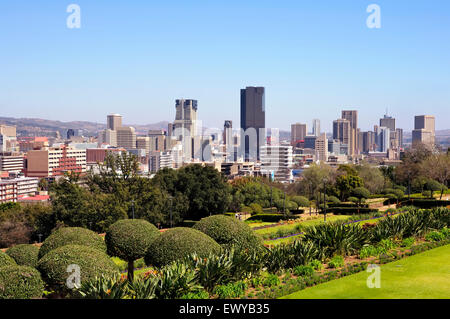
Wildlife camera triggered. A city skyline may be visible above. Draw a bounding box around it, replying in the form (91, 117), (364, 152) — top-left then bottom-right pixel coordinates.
(1, 1), (449, 131)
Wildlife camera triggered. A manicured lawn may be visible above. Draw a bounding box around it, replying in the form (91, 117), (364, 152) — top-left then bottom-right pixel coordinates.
(281, 244), (450, 299)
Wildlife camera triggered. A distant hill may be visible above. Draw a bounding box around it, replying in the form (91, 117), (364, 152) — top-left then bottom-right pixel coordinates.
(0, 116), (168, 137)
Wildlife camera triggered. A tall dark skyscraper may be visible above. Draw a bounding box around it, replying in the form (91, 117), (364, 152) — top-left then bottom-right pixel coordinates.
(240, 87), (266, 161)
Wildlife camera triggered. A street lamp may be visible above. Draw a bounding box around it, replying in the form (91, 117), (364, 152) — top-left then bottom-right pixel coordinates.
(323, 178), (327, 222)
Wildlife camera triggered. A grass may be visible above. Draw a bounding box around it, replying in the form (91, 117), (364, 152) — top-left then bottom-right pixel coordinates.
(281, 244), (450, 299)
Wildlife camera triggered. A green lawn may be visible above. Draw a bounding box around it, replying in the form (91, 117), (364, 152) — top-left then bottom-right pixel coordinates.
(282, 244), (450, 299)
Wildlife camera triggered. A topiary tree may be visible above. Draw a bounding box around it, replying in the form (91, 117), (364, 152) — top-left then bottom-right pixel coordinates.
(38, 227), (106, 259)
(291, 196), (310, 208)
(351, 187), (371, 207)
(0, 265), (45, 299)
(249, 203), (263, 215)
(37, 244), (118, 294)
(327, 196), (341, 205)
(6, 244), (40, 268)
(105, 219), (160, 282)
(145, 227), (221, 267)
(193, 215), (265, 254)
(348, 197), (359, 205)
(0, 250), (17, 268)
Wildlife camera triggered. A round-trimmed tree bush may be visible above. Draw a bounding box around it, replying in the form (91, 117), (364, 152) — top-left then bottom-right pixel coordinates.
(6, 244), (40, 268)
(193, 215), (264, 254)
(105, 219), (160, 281)
(0, 250), (16, 268)
(37, 244), (118, 292)
(38, 227), (106, 259)
(145, 227), (221, 267)
(0, 265), (44, 299)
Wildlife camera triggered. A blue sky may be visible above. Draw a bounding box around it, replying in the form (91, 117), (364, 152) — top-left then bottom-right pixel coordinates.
(0, 0), (449, 132)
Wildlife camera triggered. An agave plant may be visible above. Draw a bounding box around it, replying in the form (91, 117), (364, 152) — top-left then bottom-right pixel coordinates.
(287, 240), (322, 267)
(303, 221), (370, 257)
(264, 244), (291, 273)
(154, 261), (203, 299)
(76, 274), (129, 299)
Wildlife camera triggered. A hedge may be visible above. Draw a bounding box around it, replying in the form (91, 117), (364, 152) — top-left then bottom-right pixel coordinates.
(6, 244), (40, 268)
(0, 250), (17, 268)
(328, 203), (368, 208)
(399, 199), (450, 208)
(193, 215), (265, 254)
(145, 227), (222, 267)
(105, 219), (160, 262)
(37, 244), (118, 291)
(0, 265), (44, 299)
(325, 207), (378, 215)
(246, 214), (297, 223)
(38, 227), (107, 259)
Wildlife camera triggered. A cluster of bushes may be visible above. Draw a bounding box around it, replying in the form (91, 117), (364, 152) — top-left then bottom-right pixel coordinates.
(325, 207), (378, 215)
(399, 199), (450, 209)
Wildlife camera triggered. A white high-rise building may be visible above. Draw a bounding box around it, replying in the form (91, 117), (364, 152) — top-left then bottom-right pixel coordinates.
(312, 119), (320, 137)
(260, 145), (293, 182)
(379, 127), (390, 153)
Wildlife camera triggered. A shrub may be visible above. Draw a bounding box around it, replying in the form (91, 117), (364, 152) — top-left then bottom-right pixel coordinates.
(106, 219), (160, 281)
(76, 274), (130, 299)
(326, 207), (377, 215)
(193, 215), (264, 254)
(263, 274), (280, 287)
(400, 199), (449, 209)
(181, 289), (210, 299)
(425, 231), (445, 242)
(249, 203), (264, 215)
(37, 244), (118, 292)
(327, 196), (341, 205)
(214, 281), (247, 299)
(308, 259), (324, 271)
(38, 227), (106, 259)
(293, 265), (314, 277)
(145, 227), (221, 267)
(6, 244), (40, 268)
(401, 237), (415, 247)
(359, 245), (379, 259)
(291, 196), (310, 208)
(328, 256), (344, 268)
(0, 265), (44, 299)
(378, 239), (396, 250)
(303, 222), (370, 257)
(0, 250), (17, 268)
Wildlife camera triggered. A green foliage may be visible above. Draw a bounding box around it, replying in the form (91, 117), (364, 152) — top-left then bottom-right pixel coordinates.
(359, 245), (379, 259)
(0, 265), (44, 299)
(378, 239), (396, 250)
(336, 174), (364, 200)
(327, 207), (377, 215)
(265, 240), (320, 272)
(106, 219), (159, 262)
(303, 222), (370, 257)
(308, 259), (324, 271)
(145, 227), (222, 267)
(347, 197), (359, 204)
(327, 196), (341, 205)
(193, 215), (264, 254)
(293, 265), (314, 277)
(263, 274), (280, 287)
(6, 244), (40, 267)
(181, 289), (210, 299)
(153, 261), (203, 299)
(76, 274), (130, 299)
(38, 227), (106, 259)
(0, 250), (17, 267)
(425, 231), (445, 242)
(249, 203), (264, 215)
(246, 214), (295, 223)
(291, 196), (310, 208)
(0, 202), (21, 212)
(37, 244), (118, 292)
(401, 237), (415, 247)
(327, 255), (344, 268)
(153, 164), (232, 221)
(214, 281), (247, 299)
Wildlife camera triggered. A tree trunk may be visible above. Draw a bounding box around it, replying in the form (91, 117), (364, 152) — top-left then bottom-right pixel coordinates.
(127, 260), (134, 282)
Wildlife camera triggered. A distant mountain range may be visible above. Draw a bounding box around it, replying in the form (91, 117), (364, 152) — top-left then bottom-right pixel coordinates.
(0, 116), (168, 137)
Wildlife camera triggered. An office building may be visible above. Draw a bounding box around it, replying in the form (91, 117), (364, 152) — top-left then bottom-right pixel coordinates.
(304, 135), (317, 149)
(315, 133), (328, 162)
(116, 126), (136, 149)
(240, 87), (266, 161)
(333, 118), (351, 154)
(380, 114), (395, 131)
(260, 145), (293, 182)
(379, 127), (390, 153)
(136, 136), (151, 155)
(107, 114), (123, 131)
(173, 99), (198, 139)
(412, 115), (435, 147)
(0, 153), (24, 173)
(291, 123), (307, 145)
(341, 110), (358, 156)
(148, 130), (167, 152)
(26, 146), (86, 177)
(67, 129), (75, 140)
(312, 119), (320, 137)
(362, 131), (375, 153)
